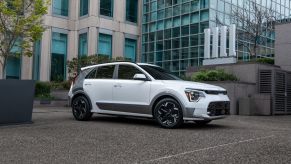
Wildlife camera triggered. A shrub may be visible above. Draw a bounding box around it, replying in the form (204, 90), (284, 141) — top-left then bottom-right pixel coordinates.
(35, 82), (51, 98)
(255, 58), (274, 65)
(50, 81), (71, 90)
(191, 69), (238, 82)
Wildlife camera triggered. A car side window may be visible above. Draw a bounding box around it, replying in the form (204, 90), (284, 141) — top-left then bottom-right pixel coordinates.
(95, 65), (115, 79)
(118, 65), (143, 80)
(86, 68), (97, 79)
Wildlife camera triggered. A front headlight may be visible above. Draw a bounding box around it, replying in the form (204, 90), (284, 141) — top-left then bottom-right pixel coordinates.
(185, 90), (205, 102)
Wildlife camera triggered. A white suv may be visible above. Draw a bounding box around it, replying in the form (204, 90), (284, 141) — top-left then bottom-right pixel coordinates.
(68, 62), (230, 128)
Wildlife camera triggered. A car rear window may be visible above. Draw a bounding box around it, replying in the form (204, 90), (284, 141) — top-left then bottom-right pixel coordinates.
(86, 65), (115, 79)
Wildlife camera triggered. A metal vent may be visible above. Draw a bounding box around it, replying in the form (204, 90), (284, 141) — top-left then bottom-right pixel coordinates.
(274, 72), (286, 114)
(259, 70), (272, 94)
(287, 74), (291, 114)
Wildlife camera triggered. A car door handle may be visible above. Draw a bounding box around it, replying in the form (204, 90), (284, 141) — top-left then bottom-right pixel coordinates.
(114, 84), (122, 88)
(84, 83), (92, 86)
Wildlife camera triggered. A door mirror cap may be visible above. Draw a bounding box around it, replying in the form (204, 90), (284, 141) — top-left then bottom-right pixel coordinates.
(133, 74), (148, 81)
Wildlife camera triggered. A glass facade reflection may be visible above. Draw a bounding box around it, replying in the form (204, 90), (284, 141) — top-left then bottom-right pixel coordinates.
(142, 0), (291, 75)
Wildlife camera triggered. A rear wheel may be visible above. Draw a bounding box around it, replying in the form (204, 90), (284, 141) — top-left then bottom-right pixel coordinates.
(194, 120), (211, 125)
(72, 96), (92, 121)
(154, 98), (183, 128)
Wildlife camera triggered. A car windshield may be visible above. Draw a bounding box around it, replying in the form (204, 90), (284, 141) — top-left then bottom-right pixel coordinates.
(139, 65), (181, 80)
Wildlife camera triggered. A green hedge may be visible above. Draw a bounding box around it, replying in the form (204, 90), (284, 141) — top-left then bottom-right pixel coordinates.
(35, 81), (71, 99)
(255, 58), (274, 65)
(35, 82), (51, 98)
(50, 81), (71, 90)
(190, 69), (238, 82)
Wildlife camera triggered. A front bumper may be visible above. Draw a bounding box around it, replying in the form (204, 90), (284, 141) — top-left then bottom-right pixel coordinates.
(184, 115), (227, 121)
(184, 101), (230, 121)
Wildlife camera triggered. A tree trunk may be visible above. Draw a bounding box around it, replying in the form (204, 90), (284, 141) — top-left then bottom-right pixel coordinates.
(1, 64), (6, 79)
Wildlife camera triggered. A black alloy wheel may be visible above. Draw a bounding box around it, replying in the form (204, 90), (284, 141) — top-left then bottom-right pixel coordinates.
(154, 98), (183, 128)
(72, 96), (92, 121)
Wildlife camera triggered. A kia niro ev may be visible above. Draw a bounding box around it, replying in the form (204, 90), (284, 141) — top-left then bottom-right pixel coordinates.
(68, 62), (230, 128)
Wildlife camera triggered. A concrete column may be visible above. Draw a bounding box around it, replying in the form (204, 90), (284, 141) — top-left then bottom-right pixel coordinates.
(90, 0), (99, 17)
(21, 56), (33, 80)
(88, 27), (97, 56)
(212, 27), (219, 58)
(69, 0), (78, 21)
(229, 24), (236, 57)
(112, 32), (124, 58)
(137, 0), (142, 62)
(220, 26), (227, 57)
(68, 31), (78, 60)
(204, 29), (211, 59)
(115, 0), (126, 22)
(40, 28), (52, 82)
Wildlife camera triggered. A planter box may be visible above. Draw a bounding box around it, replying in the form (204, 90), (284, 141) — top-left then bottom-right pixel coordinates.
(0, 80), (35, 125)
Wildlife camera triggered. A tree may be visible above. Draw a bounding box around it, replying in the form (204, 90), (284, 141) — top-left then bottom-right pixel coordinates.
(0, 0), (49, 79)
(216, 0), (276, 58)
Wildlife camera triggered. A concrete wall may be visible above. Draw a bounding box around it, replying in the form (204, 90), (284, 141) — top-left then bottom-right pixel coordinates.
(275, 23), (291, 72)
(187, 63), (282, 91)
(186, 63), (288, 115)
(206, 82), (257, 115)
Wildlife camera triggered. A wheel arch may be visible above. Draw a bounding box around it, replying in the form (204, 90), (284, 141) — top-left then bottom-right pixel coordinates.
(150, 93), (185, 117)
(71, 91), (93, 110)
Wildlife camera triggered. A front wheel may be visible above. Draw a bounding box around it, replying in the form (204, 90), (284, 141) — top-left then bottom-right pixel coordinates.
(154, 98), (183, 128)
(72, 96), (92, 121)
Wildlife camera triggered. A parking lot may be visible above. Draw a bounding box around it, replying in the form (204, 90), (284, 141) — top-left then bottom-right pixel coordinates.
(0, 107), (291, 164)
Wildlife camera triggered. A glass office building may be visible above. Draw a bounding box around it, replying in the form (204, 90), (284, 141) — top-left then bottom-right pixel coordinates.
(141, 0), (291, 75)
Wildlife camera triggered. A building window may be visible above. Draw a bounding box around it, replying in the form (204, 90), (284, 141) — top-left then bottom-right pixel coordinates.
(33, 40), (41, 80)
(51, 32), (67, 81)
(6, 57), (21, 79)
(98, 33), (112, 58)
(124, 38), (137, 62)
(80, 0), (89, 16)
(200, 0), (209, 9)
(100, 0), (113, 17)
(53, 0), (69, 16)
(78, 33), (88, 57)
(6, 39), (22, 79)
(126, 0), (138, 23)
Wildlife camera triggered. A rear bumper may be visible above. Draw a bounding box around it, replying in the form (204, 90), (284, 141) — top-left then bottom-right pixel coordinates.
(68, 96), (72, 107)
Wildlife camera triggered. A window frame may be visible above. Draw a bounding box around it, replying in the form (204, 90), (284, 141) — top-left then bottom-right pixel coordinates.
(99, 0), (114, 17)
(126, 0), (138, 24)
(52, 0), (69, 18)
(117, 64), (143, 80)
(117, 64), (151, 81)
(79, 0), (89, 18)
(86, 64), (117, 79)
(50, 29), (68, 82)
(78, 31), (88, 58)
(98, 33), (113, 58)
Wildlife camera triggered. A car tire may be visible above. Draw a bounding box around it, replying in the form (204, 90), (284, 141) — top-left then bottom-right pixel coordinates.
(194, 120), (211, 125)
(72, 96), (92, 121)
(154, 98), (183, 128)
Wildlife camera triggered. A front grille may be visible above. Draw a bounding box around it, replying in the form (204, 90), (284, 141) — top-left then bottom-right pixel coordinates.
(205, 90), (227, 95)
(207, 101), (230, 116)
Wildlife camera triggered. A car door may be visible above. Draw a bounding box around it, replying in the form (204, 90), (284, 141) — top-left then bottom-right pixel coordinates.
(83, 64), (116, 111)
(111, 64), (151, 114)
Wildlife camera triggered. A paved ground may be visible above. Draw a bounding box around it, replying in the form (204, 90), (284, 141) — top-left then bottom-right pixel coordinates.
(0, 107), (291, 164)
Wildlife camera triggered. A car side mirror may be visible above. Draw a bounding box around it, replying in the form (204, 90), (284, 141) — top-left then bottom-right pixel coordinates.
(133, 74), (148, 81)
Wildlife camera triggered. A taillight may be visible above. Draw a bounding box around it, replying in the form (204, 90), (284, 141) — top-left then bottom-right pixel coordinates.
(72, 75), (79, 85)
